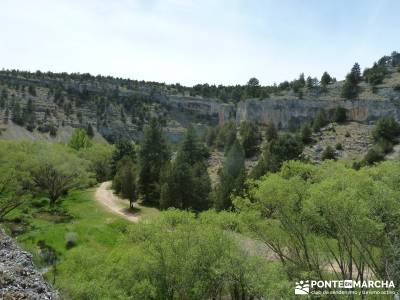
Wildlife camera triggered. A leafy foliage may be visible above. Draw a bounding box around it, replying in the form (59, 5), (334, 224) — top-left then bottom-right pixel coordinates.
(236, 160), (400, 283)
(68, 128), (92, 150)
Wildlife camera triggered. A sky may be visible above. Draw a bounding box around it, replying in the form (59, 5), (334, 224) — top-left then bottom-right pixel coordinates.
(1, 0), (399, 86)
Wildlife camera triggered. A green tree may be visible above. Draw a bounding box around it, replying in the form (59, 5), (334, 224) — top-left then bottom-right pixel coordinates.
(214, 140), (246, 210)
(215, 122), (237, 152)
(176, 124), (208, 165)
(160, 126), (211, 211)
(28, 85), (37, 96)
(236, 160), (400, 283)
(31, 145), (91, 206)
(334, 106), (347, 123)
(372, 116), (400, 143)
(79, 143), (113, 182)
(341, 63), (361, 99)
(68, 128), (92, 150)
(265, 122), (278, 142)
(86, 123), (94, 138)
(247, 77), (260, 98)
(138, 118), (170, 205)
(320, 71), (332, 86)
(113, 157), (137, 208)
(0, 162), (31, 220)
(300, 124), (312, 144)
(111, 139), (136, 175)
(11, 102), (24, 125)
(312, 110), (328, 132)
(251, 134), (303, 178)
(321, 145), (336, 160)
(239, 121), (261, 158)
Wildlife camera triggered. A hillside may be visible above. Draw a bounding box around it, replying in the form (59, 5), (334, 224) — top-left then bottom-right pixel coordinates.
(0, 52), (400, 144)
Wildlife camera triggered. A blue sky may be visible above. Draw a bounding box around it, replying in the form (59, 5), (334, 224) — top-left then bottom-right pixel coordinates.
(1, 0), (399, 86)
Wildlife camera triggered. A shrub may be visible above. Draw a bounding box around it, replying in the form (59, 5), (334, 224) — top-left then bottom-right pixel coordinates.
(335, 143), (343, 150)
(300, 124), (312, 144)
(65, 232), (79, 249)
(362, 147), (384, 165)
(377, 139), (394, 154)
(334, 107), (347, 123)
(312, 110), (328, 132)
(394, 85), (400, 92)
(321, 146), (336, 160)
(372, 117), (400, 143)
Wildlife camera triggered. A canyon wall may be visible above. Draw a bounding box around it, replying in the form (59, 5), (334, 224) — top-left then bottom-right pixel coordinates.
(232, 98), (400, 128)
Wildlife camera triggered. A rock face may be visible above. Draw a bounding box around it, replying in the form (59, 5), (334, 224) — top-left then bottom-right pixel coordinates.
(234, 98), (400, 128)
(0, 230), (59, 300)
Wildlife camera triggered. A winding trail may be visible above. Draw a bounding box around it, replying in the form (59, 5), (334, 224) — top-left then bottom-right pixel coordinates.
(94, 181), (140, 223)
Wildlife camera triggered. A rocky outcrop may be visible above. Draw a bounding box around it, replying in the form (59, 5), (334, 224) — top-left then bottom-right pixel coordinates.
(234, 98), (400, 128)
(0, 230), (59, 300)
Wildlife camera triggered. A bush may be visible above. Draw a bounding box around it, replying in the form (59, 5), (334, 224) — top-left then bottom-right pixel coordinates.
(372, 117), (400, 143)
(335, 143), (343, 150)
(312, 110), (328, 132)
(300, 124), (312, 144)
(362, 147), (384, 165)
(31, 198), (49, 208)
(321, 146), (336, 160)
(334, 107), (347, 123)
(65, 232), (79, 249)
(377, 139), (394, 154)
(394, 85), (400, 92)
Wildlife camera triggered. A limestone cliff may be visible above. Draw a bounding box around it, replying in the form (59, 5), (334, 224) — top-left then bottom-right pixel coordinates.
(234, 98), (400, 128)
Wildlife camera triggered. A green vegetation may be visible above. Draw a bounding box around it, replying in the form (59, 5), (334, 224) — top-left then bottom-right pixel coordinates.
(138, 118), (170, 205)
(341, 62), (361, 99)
(235, 160), (400, 288)
(2, 132), (400, 298)
(321, 145), (336, 160)
(251, 133), (303, 179)
(239, 121), (261, 157)
(113, 157), (137, 208)
(300, 123), (312, 144)
(214, 140), (246, 210)
(57, 210), (290, 299)
(68, 128), (92, 150)
(360, 117), (400, 166)
(160, 125), (211, 211)
(312, 109), (328, 132)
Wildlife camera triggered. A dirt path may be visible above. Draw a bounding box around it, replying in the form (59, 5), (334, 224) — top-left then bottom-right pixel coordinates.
(94, 181), (140, 223)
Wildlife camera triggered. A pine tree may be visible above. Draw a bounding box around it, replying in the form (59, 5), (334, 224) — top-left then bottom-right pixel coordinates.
(113, 157), (137, 208)
(138, 118), (170, 205)
(341, 63), (361, 99)
(265, 122), (278, 142)
(86, 123), (94, 138)
(11, 102), (23, 125)
(176, 124), (207, 165)
(300, 124), (312, 144)
(214, 140), (245, 210)
(321, 145), (336, 160)
(160, 125), (211, 211)
(111, 139), (136, 175)
(239, 121), (260, 158)
(312, 110), (328, 132)
(320, 72), (332, 86)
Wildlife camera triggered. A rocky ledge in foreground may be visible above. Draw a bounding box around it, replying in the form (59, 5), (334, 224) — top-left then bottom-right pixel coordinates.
(0, 229), (58, 300)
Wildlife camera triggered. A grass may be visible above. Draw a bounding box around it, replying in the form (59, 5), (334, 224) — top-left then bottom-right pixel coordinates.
(1, 187), (160, 292)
